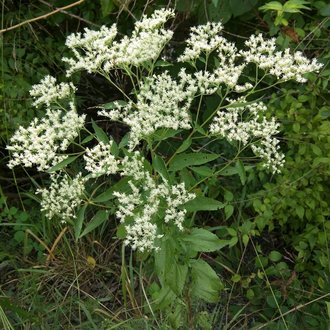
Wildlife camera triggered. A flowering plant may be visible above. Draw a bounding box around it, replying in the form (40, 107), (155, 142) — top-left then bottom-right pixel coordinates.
(7, 9), (322, 304)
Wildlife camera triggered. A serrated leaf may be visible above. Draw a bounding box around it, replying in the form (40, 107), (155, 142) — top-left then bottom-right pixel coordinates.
(46, 155), (78, 173)
(79, 210), (109, 238)
(166, 263), (188, 296)
(169, 153), (219, 172)
(181, 196), (225, 212)
(92, 119), (109, 144)
(182, 228), (229, 252)
(190, 259), (223, 303)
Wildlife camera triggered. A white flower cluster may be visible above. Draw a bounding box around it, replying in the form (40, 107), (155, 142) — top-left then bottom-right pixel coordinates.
(241, 34), (323, 82)
(99, 71), (197, 149)
(178, 22), (223, 62)
(37, 173), (85, 222)
(30, 75), (76, 107)
(84, 141), (119, 177)
(180, 26), (322, 85)
(7, 103), (85, 171)
(63, 9), (174, 75)
(210, 100), (284, 173)
(113, 152), (195, 251)
(63, 25), (118, 75)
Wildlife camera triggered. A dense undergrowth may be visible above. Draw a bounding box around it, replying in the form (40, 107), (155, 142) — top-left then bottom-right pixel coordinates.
(1, 1), (330, 329)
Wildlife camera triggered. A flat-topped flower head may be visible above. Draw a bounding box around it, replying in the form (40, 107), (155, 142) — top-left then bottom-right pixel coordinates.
(241, 34), (323, 82)
(63, 9), (174, 75)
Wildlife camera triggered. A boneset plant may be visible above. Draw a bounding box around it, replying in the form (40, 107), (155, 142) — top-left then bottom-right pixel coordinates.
(6, 9), (322, 307)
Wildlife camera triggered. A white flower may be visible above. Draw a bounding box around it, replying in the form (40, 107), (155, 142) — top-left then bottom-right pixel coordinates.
(30, 75), (76, 107)
(112, 153), (195, 251)
(84, 141), (119, 177)
(63, 9), (174, 75)
(7, 103), (85, 171)
(178, 22), (224, 62)
(99, 71), (197, 149)
(63, 24), (118, 75)
(37, 173), (85, 222)
(210, 100), (284, 173)
(241, 34), (323, 82)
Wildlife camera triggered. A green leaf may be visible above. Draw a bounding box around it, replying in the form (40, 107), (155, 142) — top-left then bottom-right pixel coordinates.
(235, 160), (246, 185)
(166, 263), (188, 296)
(46, 155), (78, 173)
(153, 155), (170, 182)
(81, 135), (94, 144)
(269, 251), (282, 262)
(259, 1), (283, 11)
(92, 119), (109, 144)
(190, 259), (223, 303)
(296, 205), (304, 219)
(155, 238), (175, 285)
(176, 137), (192, 154)
(74, 204), (87, 241)
(103, 100), (127, 109)
(189, 166), (214, 177)
(100, 0), (115, 17)
(93, 177), (130, 203)
(154, 60), (173, 67)
(319, 107), (330, 118)
(313, 157), (330, 167)
(169, 153), (219, 172)
(231, 274), (241, 283)
(116, 223), (126, 239)
(118, 133), (130, 149)
(152, 128), (181, 142)
(79, 210), (109, 238)
(182, 228), (228, 252)
(181, 196), (225, 212)
(326, 301), (330, 319)
(283, 0), (310, 13)
(225, 204), (234, 220)
(320, 4), (330, 16)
